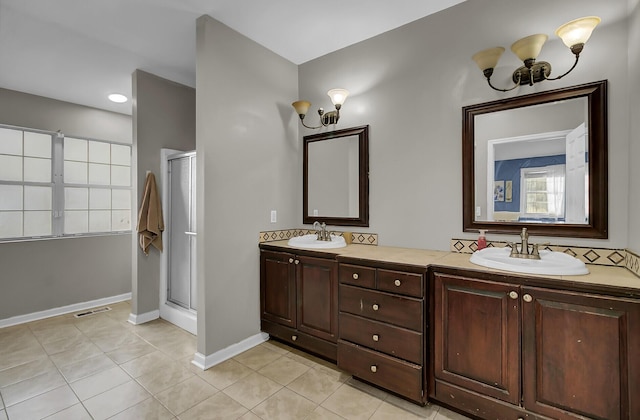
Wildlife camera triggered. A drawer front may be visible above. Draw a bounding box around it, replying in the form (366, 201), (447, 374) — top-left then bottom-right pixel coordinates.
(377, 269), (423, 298)
(338, 340), (423, 403)
(339, 312), (423, 364)
(339, 285), (423, 331)
(339, 264), (376, 288)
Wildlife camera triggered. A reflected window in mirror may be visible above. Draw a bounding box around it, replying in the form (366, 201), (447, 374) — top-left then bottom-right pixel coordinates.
(303, 125), (369, 227)
(463, 81), (607, 238)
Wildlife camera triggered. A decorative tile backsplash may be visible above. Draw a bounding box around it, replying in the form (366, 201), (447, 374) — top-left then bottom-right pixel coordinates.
(259, 229), (378, 246)
(450, 238), (628, 268)
(627, 250), (640, 277)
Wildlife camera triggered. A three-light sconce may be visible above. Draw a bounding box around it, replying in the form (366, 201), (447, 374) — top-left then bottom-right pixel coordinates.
(472, 16), (601, 92)
(292, 88), (349, 129)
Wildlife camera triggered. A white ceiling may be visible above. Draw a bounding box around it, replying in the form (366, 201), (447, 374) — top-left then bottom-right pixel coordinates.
(0, 0), (467, 115)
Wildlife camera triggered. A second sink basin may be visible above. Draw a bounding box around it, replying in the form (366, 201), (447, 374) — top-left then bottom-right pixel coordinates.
(470, 247), (589, 276)
(288, 234), (347, 249)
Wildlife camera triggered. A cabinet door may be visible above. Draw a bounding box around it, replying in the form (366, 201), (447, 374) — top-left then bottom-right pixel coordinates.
(296, 255), (338, 342)
(522, 287), (640, 420)
(260, 250), (296, 328)
(433, 273), (521, 405)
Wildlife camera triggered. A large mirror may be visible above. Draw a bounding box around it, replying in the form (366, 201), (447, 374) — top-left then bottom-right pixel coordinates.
(463, 80), (608, 238)
(304, 125), (369, 227)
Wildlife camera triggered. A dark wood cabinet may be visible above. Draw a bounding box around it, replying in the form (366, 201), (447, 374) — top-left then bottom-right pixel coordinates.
(337, 261), (427, 404)
(260, 249), (338, 361)
(432, 271), (640, 420)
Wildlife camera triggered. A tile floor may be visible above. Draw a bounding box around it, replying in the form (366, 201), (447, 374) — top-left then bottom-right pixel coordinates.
(0, 301), (471, 419)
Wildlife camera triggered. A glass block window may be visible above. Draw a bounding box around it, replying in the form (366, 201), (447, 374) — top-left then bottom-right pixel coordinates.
(0, 124), (132, 241)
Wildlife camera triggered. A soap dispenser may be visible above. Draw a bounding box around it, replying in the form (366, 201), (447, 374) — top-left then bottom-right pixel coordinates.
(477, 230), (487, 250)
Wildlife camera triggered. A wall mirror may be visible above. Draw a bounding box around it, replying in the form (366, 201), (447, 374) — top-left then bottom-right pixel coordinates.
(304, 125), (369, 227)
(463, 80), (608, 238)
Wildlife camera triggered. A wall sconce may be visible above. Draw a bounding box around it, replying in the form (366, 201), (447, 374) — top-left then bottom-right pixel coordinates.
(472, 16), (600, 92)
(292, 89), (349, 129)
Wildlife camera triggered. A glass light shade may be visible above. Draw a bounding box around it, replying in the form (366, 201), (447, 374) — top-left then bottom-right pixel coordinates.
(327, 89), (349, 106)
(511, 34), (548, 61)
(472, 47), (505, 71)
(555, 16), (601, 48)
(108, 93), (128, 103)
(292, 100), (311, 115)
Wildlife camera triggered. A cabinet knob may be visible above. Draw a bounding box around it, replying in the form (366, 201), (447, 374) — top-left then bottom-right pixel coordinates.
(394, 279), (401, 287)
(523, 294), (533, 303)
(370, 365), (377, 373)
(372, 304), (379, 311)
(294, 259), (300, 265)
(288, 258), (294, 263)
(509, 291), (518, 300)
(352, 273), (359, 280)
(372, 334), (379, 342)
(291, 335), (297, 341)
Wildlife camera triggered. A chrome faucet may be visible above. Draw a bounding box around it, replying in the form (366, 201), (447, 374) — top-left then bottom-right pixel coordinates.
(313, 221), (331, 241)
(508, 227), (545, 260)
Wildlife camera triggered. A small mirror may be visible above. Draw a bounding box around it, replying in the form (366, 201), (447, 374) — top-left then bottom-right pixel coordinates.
(463, 81), (608, 238)
(304, 125), (369, 227)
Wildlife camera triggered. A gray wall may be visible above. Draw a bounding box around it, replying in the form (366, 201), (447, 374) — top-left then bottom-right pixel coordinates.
(195, 16), (299, 355)
(131, 70), (196, 316)
(0, 88), (132, 320)
(298, 0), (631, 250)
(628, 0), (640, 253)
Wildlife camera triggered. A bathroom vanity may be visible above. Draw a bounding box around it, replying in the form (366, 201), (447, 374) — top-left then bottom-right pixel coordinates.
(259, 241), (640, 419)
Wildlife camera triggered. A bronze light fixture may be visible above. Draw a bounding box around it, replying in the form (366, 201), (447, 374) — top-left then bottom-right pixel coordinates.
(472, 16), (601, 92)
(292, 88), (349, 129)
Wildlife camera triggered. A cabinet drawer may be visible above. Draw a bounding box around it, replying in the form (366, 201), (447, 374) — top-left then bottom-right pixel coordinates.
(377, 269), (423, 298)
(339, 264), (376, 288)
(339, 285), (423, 331)
(339, 312), (423, 364)
(338, 340), (423, 403)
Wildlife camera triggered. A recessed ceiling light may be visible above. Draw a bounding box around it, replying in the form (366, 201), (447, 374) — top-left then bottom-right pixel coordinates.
(108, 93), (128, 103)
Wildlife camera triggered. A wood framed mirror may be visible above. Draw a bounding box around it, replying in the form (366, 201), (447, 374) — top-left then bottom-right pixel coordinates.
(463, 80), (608, 238)
(303, 125), (369, 227)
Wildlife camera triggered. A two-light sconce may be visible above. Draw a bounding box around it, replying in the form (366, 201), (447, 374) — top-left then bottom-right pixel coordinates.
(472, 16), (600, 92)
(292, 88), (349, 129)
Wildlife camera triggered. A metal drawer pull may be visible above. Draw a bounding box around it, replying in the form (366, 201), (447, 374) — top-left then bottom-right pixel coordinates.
(523, 294), (533, 303)
(353, 273), (359, 280)
(291, 335), (297, 341)
(289, 258), (294, 263)
(372, 334), (379, 342)
(509, 291), (518, 300)
(394, 279), (401, 287)
(294, 260), (300, 265)
(372, 304), (379, 311)
(370, 365), (377, 373)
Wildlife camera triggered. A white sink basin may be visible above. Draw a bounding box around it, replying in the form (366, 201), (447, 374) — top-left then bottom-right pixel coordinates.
(288, 234), (347, 249)
(470, 247), (588, 276)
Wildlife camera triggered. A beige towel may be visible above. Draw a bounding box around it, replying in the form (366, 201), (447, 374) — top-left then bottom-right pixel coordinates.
(137, 172), (164, 255)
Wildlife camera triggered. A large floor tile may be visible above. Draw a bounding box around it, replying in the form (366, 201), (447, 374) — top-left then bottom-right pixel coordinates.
(0, 409), (6, 420)
(49, 340), (103, 368)
(251, 387), (317, 420)
(5, 385), (78, 420)
(180, 392), (249, 420)
(233, 345), (282, 370)
(1, 369), (66, 406)
(257, 354), (310, 385)
(0, 355), (56, 387)
(305, 405), (345, 420)
(58, 353), (117, 382)
(120, 350), (173, 378)
(31, 324), (82, 346)
(222, 372), (283, 410)
(0, 342), (47, 371)
(135, 361), (194, 395)
(70, 366), (131, 401)
(83, 380), (150, 420)
(42, 403), (92, 420)
(105, 340), (156, 364)
(287, 365), (344, 404)
(41, 334), (92, 356)
(197, 358), (253, 390)
(321, 383), (385, 420)
(107, 397), (175, 420)
(154, 375), (216, 415)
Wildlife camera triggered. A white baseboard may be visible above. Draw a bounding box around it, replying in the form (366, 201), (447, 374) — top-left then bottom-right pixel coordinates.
(159, 304), (197, 335)
(0, 293), (132, 328)
(127, 309), (160, 325)
(192, 332), (269, 370)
